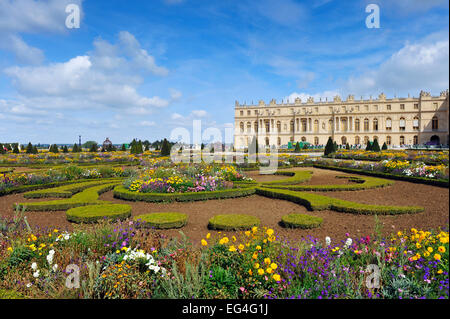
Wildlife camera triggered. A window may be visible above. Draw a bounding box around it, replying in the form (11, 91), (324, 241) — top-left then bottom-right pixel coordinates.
(432, 116), (438, 130)
(373, 118), (378, 131)
(374, 105), (378, 111)
(314, 120), (319, 133)
(414, 103), (419, 109)
(399, 117), (406, 131)
(254, 110), (258, 115)
(254, 122), (258, 133)
(277, 121), (281, 132)
(400, 104), (405, 110)
(355, 105), (360, 111)
(328, 120), (333, 132)
(364, 105), (369, 111)
(290, 120), (294, 132)
(341, 118), (348, 132)
(355, 136), (360, 145)
(314, 137), (319, 145)
(364, 136), (369, 144)
(277, 137), (281, 146)
(413, 117), (419, 130)
(364, 118), (369, 131)
(240, 111), (243, 116)
(247, 122), (251, 133)
(400, 136), (405, 145)
(301, 120), (307, 132)
(386, 118), (392, 131)
(341, 136), (347, 145)
(413, 135), (418, 145)
(386, 136), (391, 145)
(240, 122), (244, 133)
(355, 119), (360, 131)
(247, 110), (251, 116)
(387, 104), (391, 110)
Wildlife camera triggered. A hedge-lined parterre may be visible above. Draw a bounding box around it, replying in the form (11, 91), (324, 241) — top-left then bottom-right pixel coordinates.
(281, 213), (323, 229)
(66, 204), (132, 223)
(134, 212), (187, 229)
(208, 214), (260, 230)
(263, 175), (393, 191)
(16, 182), (120, 211)
(113, 185), (256, 202)
(256, 187), (424, 215)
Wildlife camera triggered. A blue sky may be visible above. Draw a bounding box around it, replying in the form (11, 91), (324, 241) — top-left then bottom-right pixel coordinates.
(0, 0), (448, 144)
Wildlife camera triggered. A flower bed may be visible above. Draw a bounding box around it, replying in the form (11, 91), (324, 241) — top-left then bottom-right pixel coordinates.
(0, 218), (447, 299)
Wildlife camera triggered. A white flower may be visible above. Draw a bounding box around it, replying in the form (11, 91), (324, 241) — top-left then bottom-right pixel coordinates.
(52, 264), (58, 272)
(344, 238), (352, 248)
(325, 236), (331, 246)
(31, 262), (38, 271)
(33, 270), (40, 278)
(46, 250), (55, 265)
(26, 283), (32, 288)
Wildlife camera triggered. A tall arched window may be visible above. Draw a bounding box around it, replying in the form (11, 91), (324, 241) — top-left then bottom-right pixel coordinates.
(277, 121), (281, 132)
(355, 119), (360, 131)
(314, 137), (319, 145)
(240, 122), (244, 133)
(341, 136), (347, 145)
(290, 120), (294, 132)
(314, 120), (319, 133)
(432, 116), (438, 130)
(413, 117), (419, 130)
(328, 120), (333, 132)
(354, 136), (360, 145)
(399, 117), (406, 131)
(400, 136), (405, 145)
(301, 120), (307, 132)
(246, 122), (251, 133)
(341, 118), (348, 132)
(373, 118), (378, 131)
(364, 118), (369, 131)
(386, 136), (391, 145)
(386, 118), (392, 131)
(254, 122), (258, 133)
(413, 135), (418, 145)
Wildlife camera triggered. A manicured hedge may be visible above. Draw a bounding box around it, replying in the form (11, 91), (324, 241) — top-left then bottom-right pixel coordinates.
(256, 187), (424, 215)
(264, 175), (393, 191)
(113, 185), (256, 203)
(66, 204), (131, 223)
(312, 164), (449, 188)
(16, 182), (119, 211)
(134, 212), (187, 229)
(281, 213), (323, 229)
(260, 170), (312, 186)
(23, 178), (121, 198)
(208, 214), (260, 230)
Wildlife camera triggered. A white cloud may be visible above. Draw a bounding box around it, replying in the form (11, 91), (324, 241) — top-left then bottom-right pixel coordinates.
(285, 90), (340, 103)
(171, 113), (183, 120)
(191, 110), (208, 118)
(139, 120), (156, 127)
(0, 33), (44, 65)
(3, 31), (171, 115)
(343, 36), (449, 96)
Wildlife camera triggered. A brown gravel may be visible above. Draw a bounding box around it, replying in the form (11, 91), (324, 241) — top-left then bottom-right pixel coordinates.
(0, 168), (448, 245)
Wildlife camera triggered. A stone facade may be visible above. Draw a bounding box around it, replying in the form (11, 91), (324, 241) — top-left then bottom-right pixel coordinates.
(234, 90), (449, 148)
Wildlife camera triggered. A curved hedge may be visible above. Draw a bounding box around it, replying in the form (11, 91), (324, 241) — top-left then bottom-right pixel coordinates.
(256, 187), (424, 215)
(16, 182), (119, 211)
(208, 214), (260, 231)
(281, 213), (323, 229)
(134, 212), (187, 229)
(264, 175), (393, 191)
(113, 185), (256, 203)
(260, 170), (312, 186)
(66, 204), (131, 223)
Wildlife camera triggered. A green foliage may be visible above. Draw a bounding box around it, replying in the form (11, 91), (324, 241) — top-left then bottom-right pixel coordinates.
(72, 143), (79, 152)
(324, 137), (335, 156)
(208, 214), (260, 230)
(160, 138), (171, 156)
(13, 143), (20, 154)
(0, 289), (26, 299)
(63, 145), (69, 153)
(89, 143), (98, 152)
(281, 213), (323, 229)
(294, 142), (301, 152)
(26, 142), (33, 154)
(372, 139), (381, 152)
(0, 143), (5, 154)
(114, 185), (256, 202)
(66, 204), (132, 223)
(256, 187), (424, 215)
(382, 142), (388, 150)
(259, 170), (313, 186)
(7, 245), (36, 267)
(83, 141), (98, 149)
(134, 212), (187, 229)
(365, 141), (373, 151)
(121, 144), (127, 151)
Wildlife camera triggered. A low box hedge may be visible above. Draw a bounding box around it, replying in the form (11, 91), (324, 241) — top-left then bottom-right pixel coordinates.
(281, 213), (323, 229)
(264, 175), (393, 192)
(208, 214), (260, 231)
(113, 185), (256, 203)
(134, 212), (187, 229)
(23, 178), (121, 198)
(256, 187), (424, 215)
(260, 170), (312, 186)
(312, 164), (449, 188)
(16, 182), (119, 211)
(66, 204), (131, 223)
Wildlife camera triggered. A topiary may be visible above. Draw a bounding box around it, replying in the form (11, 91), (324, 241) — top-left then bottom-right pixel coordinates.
(208, 214), (260, 231)
(72, 143), (79, 152)
(365, 141), (372, 151)
(294, 142), (301, 152)
(160, 138), (171, 156)
(25, 142), (33, 154)
(66, 204), (132, 223)
(134, 212), (187, 229)
(372, 139), (380, 152)
(381, 142), (388, 150)
(12, 143), (20, 154)
(281, 213), (323, 229)
(324, 137), (335, 156)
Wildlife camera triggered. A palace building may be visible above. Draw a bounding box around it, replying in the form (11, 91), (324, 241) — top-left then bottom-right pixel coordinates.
(234, 90), (449, 149)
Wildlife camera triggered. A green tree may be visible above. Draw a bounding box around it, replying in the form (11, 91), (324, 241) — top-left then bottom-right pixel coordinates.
(83, 141), (98, 149)
(294, 142), (301, 152)
(372, 139), (381, 152)
(324, 137), (335, 156)
(381, 142), (388, 150)
(32, 145), (38, 154)
(160, 138), (171, 156)
(26, 142), (33, 154)
(89, 143), (98, 152)
(365, 141), (373, 151)
(121, 144), (126, 151)
(49, 144), (58, 153)
(72, 144), (79, 153)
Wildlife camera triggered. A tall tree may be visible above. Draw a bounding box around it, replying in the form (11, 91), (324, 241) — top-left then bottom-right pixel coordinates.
(160, 138), (171, 156)
(324, 137), (335, 156)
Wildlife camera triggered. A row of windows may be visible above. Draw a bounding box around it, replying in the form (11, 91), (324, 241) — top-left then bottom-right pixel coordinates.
(236, 102), (437, 117)
(238, 117), (438, 133)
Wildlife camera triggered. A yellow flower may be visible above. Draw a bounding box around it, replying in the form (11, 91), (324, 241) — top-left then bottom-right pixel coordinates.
(255, 245), (261, 250)
(257, 268), (264, 275)
(266, 228), (274, 236)
(266, 267), (273, 274)
(254, 263), (260, 269)
(7, 247), (13, 252)
(270, 263), (278, 270)
(248, 269), (253, 276)
(206, 233), (211, 239)
(201, 239), (208, 246)
(238, 244), (245, 251)
(252, 226), (258, 233)
(229, 245), (236, 252)
(244, 231), (251, 237)
(438, 246), (446, 253)
(434, 254), (441, 261)
(264, 257), (271, 265)
(427, 247), (433, 253)
(437, 269), (443, 274)
(252, 252), (258, 259)
(273, 274), (281, 282)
